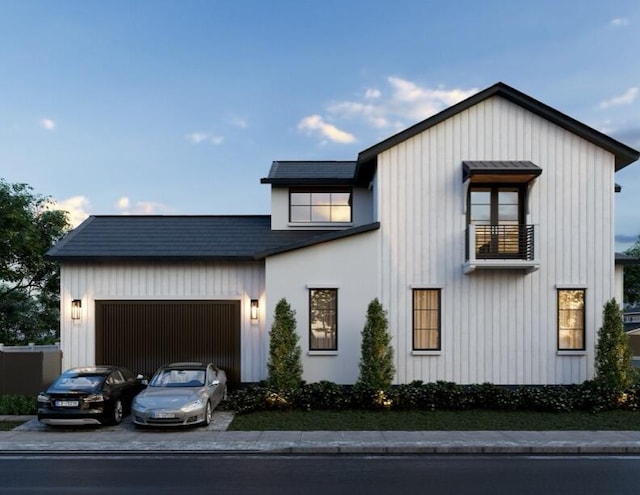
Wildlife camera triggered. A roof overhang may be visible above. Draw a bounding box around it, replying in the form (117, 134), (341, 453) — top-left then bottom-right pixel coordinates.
(462, 161), (542, 183)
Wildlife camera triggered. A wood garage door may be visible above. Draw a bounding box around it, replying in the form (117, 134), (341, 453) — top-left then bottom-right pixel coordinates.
(95, 300), (241, 388)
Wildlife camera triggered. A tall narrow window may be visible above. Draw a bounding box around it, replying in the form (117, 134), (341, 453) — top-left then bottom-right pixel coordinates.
(290, 189), (352, 223)
(413, 289), (441, 350)
(309, 289), (337, 350)
(558, 289), (585, 350)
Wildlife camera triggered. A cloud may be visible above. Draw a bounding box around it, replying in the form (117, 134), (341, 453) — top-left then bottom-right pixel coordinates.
(40, 118), (55, 130)
(47, 196), (91, 228)
(610, 18), (629, 27)
(298, 114), (356, 144)
(185, 132), (209, 144)
(365, 88), (381, 99)
(185, 132), (225, 145)
(323, 77), (479, 136)
(231, 116), (248, 128)
(115, 196), (171, 215)
(600, 87), (639, 109)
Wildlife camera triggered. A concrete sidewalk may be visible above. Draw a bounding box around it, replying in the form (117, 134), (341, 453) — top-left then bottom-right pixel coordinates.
(1, 415), (640, 454)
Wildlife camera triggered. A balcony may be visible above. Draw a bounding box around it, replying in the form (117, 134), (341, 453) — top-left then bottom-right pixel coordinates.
(464, 224), (540, 274)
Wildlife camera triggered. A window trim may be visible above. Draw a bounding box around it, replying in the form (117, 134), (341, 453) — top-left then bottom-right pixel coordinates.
(289, 187), (353, 224)
(557, 288), (586, 351)
(308, 288), (338, 351)
(412, 288), (441, 351)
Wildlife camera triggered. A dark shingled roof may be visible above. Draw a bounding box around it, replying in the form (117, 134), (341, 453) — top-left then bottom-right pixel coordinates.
(261, 161), (358, 185)
(615, 252), (640, 265)
(46, 215), (380, 262)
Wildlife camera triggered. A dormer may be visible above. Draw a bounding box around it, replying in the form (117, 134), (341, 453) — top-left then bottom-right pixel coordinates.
(261, 161), (374, 230)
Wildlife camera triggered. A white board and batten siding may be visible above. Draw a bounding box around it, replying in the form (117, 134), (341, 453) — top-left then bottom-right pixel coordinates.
(376, 95), (616, 385)
(60, 261), (266, 382)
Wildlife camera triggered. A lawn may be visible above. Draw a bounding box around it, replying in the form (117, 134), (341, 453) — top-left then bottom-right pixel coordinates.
(228, 409), (640, 431)
(0, 421), (23, 431)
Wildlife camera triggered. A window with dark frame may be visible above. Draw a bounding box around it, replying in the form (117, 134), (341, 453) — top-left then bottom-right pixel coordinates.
(290, 188), (352, 223)
(309, 289), (337, 351)
(557, 289), (585, 351)
(468, 184), (527, 259)
(413, 289), (441, 350)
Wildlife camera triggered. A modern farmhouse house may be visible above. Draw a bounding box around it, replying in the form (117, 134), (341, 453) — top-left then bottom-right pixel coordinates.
(47, 82), (639, 387)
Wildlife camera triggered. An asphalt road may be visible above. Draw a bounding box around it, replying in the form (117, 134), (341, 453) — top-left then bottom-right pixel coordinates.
(2, 454), (640, 494)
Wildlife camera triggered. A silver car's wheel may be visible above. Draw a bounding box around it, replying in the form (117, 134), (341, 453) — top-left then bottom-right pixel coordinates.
(203, 401), (212, 426)
(110, 400), (123, 425)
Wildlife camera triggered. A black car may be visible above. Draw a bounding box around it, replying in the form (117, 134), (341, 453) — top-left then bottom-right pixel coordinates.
(37, 366), (146, 426)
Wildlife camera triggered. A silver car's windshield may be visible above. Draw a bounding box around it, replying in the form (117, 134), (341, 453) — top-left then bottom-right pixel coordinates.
(149, 369), (205, 387)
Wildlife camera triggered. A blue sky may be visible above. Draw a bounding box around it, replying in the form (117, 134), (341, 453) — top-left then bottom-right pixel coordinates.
(1, 1), (639, 249)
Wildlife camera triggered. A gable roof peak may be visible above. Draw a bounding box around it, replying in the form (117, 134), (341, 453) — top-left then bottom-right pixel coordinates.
(357, 81), (639, 171)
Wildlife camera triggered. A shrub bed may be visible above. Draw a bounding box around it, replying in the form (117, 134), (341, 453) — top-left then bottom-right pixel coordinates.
(0, 395), (37, 415)
(225, 380), (640, 415)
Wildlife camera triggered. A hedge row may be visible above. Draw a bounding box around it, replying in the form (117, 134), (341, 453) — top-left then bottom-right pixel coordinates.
(0, 395), (37, 415)
(226, 380), (640, 415)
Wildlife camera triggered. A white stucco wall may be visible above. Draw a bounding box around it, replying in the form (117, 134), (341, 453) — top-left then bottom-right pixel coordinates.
(265, 231), (379, 384)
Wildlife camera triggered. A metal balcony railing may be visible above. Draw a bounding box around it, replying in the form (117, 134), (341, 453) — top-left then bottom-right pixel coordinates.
(466, 224), (535, 261)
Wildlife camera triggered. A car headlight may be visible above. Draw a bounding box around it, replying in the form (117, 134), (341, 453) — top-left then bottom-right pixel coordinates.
(84, 394), (105, 403)
(37, 393), (50, 403)
(181, 399), (204, 413)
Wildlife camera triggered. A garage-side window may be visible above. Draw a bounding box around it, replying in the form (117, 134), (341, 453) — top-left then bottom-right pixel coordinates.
(309, 289), (337, 351)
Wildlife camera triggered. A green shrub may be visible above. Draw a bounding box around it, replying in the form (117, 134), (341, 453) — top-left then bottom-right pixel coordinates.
(595, 299), (633, 391)
(267, 298), (303, 391)
(0, 395), (37, 415)
(356, 299), (394, 392)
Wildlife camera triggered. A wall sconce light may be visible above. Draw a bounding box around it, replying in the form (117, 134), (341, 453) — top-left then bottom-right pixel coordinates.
(71, 299), (82, 320)
(250, 299), (259, 320)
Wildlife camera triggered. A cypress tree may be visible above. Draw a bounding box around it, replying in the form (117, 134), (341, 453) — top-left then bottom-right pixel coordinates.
(594, 299), (632, 390)
(357, 298), (395, 390)
(267, 298), (302, 390)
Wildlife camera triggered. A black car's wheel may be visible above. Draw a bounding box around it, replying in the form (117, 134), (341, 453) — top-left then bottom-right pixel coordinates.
(109, 399), (123, 425)
(203, 400), (212, 426)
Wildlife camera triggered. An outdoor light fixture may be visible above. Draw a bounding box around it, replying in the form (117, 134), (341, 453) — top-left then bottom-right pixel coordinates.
(250, 299), (259, 320)
(71, 299), (82, 320)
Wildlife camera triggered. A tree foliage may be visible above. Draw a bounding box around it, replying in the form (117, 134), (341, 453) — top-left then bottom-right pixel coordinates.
(267, 298), (303, 390)
(357, 298), (395, 391)
(623, 236), (640, 306)
(0, 179), (70, 344)
(594, 299), (632, 390)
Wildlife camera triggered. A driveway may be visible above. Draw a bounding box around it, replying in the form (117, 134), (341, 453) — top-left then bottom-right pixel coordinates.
(12, 411), (235, 432)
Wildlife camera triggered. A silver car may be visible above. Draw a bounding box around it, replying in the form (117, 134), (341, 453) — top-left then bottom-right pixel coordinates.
(132, 362), (227, 427)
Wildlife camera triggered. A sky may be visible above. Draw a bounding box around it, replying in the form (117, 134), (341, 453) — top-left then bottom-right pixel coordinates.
(1, 0), (639, 250)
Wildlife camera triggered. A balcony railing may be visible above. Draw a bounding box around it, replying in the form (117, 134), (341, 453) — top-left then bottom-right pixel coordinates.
(464, 224), (539, 273)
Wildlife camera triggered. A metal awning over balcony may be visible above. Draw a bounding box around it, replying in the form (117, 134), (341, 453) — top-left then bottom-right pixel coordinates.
(464, 224), (540, 274)
(463, 161), (542, 183)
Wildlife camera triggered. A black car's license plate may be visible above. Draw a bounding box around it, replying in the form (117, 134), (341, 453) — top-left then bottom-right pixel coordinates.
(55, 400), (79, 407)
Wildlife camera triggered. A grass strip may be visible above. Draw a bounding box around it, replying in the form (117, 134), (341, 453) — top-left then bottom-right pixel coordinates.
(228, 409), (640, 431)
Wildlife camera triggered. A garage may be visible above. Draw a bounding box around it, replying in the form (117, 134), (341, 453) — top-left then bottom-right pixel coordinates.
(95, 300), (241, 388)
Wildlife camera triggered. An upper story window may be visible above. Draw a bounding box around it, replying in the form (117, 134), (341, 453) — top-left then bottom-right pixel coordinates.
(290, 188), (352, 223)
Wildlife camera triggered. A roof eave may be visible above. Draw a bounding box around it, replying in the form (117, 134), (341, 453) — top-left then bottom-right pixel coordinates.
(254, 222), (380, 259)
